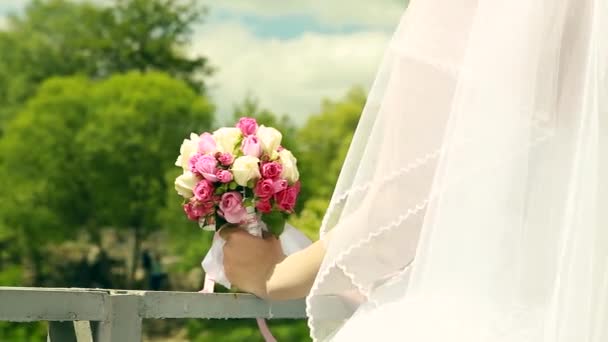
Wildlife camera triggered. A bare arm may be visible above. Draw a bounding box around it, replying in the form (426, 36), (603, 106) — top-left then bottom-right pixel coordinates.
(265, 238), (326, 300)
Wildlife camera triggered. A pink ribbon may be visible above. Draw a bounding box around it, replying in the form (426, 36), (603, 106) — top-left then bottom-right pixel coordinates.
(199, 233), (277, 342)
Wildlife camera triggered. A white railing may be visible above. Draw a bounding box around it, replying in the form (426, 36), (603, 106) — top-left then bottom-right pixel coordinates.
(0, 287), (350, 342)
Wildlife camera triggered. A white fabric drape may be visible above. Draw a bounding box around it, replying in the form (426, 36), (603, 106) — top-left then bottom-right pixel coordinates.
(307, 0), (608, 340)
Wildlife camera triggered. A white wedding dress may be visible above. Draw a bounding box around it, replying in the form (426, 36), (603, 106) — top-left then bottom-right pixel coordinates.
(307, 0), (608, 341)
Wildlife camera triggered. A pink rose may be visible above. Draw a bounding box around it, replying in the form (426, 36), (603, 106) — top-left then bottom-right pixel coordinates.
(261, 162), (283, 179)
(183, 201), (213, 221)
(273, 179), (288, 194)
(241, 135), (262, 157)
(183, 202), (200, 221)
(254, 179), (274, 199)
(236, 117), (258, 136)
(195, 155), (219, 182)
(217, 153), (234, 166)
(216, 170), (233, 183)
(200, 201), (215, 216)
(188, 153), (202, 173)
(275, 182), (300, 212)
(198, 133), (217, 154)
(193, 180), (214, 202)
(255, 199), (272, 214)
(219, 192), (247, 224)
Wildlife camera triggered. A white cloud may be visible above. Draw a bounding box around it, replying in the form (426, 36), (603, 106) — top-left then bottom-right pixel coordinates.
(203, 0), (405, 30)
(191, 21), (392, 124)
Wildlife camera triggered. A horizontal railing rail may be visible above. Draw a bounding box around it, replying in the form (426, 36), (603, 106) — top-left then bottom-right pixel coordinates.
(0, 286), (351, 342)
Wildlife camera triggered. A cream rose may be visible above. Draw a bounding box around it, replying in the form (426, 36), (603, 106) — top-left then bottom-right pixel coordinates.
(232, 155), (261, 186)
(175, 133), (200, 170)
(174, 171), (199, 199)
(213, 127), (242, 154)
(279, 149), (299, 183)
(256, 125), (282, 156)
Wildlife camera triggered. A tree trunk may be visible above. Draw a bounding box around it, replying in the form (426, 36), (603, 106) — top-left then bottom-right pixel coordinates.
(128, 225), (141, 289)
(29, 247), (44, 286)
(19, 230), (43, 286)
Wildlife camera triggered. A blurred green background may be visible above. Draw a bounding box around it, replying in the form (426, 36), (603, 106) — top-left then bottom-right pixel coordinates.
(0, 0), (404, 340)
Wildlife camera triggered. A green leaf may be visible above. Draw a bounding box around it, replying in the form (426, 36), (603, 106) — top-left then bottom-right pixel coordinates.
(215, 213), (228, 231)
(262, 211), (286, 237)
(243, 198), (254, 207)
(228, 181), (238, 190)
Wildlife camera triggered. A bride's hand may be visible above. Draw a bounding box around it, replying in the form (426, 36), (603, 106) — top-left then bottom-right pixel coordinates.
(221, 226), (285, 299)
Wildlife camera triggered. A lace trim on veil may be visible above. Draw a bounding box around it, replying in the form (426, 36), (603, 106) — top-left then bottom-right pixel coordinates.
(307, 199), (429, 339)
(319, 151), (440, 239)
(308, 124), (557, 340)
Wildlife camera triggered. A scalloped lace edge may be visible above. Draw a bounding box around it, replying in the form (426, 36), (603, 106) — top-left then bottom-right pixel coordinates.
(308, 199), (429, 341)
(319, 121), (556, 239)
(319, 150), (439, 239)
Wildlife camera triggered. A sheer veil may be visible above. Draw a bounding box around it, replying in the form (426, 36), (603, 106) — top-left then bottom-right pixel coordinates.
(307, 0), (608, 340)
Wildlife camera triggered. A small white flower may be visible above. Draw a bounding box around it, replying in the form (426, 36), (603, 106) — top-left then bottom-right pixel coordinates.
(256, 125), (282, 155)
(174, 171), (199, 199)
(175, 133), (200, 170)
(279, 149), (299, 183)
(231, 155), (261, 186)
(213, 127), (242, 154)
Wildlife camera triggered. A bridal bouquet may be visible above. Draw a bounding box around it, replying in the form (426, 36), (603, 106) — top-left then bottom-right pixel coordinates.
(174, 119), (310, 340)
(174, 117), (301, 236)
(173, 117), (309, 288)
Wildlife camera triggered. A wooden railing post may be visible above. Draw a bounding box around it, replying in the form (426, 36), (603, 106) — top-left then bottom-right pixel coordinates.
(48, 321), (94, 342)
(95, 293), (142, 342)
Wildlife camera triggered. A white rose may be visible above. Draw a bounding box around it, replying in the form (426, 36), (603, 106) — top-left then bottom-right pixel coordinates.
(256, 125), (282, 155)
(279, 149), (299, 183)
(213, 127), (242, 154)
(175, 133), (200, 170)
(174, 171), (199, 199)
(232, 155), (261, 186)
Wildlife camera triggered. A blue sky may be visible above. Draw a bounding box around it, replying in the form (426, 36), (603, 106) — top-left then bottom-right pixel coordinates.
(209, 8), (370, 40)
(0, 0), (406, 124)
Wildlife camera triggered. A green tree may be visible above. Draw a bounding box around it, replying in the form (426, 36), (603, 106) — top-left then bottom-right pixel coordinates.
(77, 71), (214, 286)
(290, 87), (365, 238)
(298, 87), (365, 203)
(0, 0), (211, 133)
(0, 77), (94, 285)
(0, 72), (214, 287)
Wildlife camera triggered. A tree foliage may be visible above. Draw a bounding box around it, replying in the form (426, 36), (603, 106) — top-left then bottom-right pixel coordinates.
(290, 88), (365, 237)
(297, 87), (365, 203)
(0, 0), (211, 133)
(0, 71), (214, 286)
(0, 77), (94, 279)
